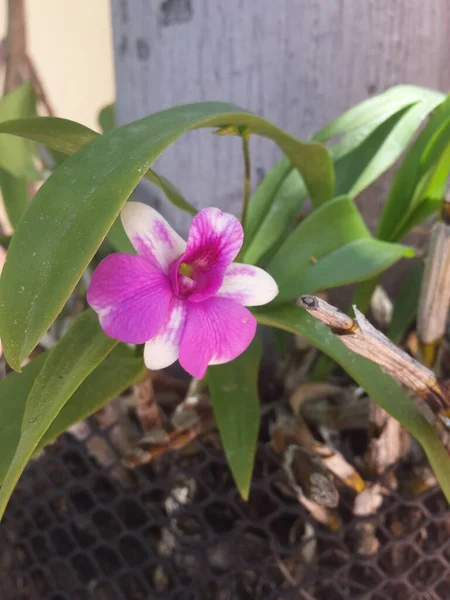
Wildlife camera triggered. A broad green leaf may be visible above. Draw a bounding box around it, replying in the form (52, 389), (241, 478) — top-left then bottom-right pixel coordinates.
(313, 85), (444, 142)
(0, 345), (144, 484)
(0, 115), (197, 216)
(255, 305), (450, 502)
(98, 103), (116, 133)
(243, 165), (307, 265)
(378, 95), (450, 242)
(388, 262), (423, 344)
(266, 194), (412, 305)
(244, 89), (438, 266)
(293, 238), (413, 296)
(333, 105), (412, 195)
(0, 103), (332, 369)
(390, 124), (450, 241)
(334, 97), (443, 198)
(0, 84), (38, 179)
(208, 338), (262, 500)
(97, 101), (197, 239)
(97, 102), (157, 250)
(0, 310), (117, 518)
(0, 169), (29, 229)
(353, 106), (450, 311)
(268, 196), (368, 290)
(36, 345), (145, 452)
(329, 109), (413, 162)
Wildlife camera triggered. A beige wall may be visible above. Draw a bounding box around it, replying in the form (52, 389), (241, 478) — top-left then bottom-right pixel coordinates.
(0, 0), (114, 131)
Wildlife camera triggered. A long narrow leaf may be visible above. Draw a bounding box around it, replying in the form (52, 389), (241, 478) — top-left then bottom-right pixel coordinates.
(0, 84), (38, 179)
(0, 116), (197, 216)
(208, 338), (262, 500)
(0, 169), (29, 228)
(314, 85), (444, 142)
(378, 95), (450, 242)
(0, 345), (144, 484)
(0, 310), (117, 518)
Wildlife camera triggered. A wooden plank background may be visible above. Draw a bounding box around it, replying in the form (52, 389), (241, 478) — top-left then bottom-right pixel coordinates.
(110, 0), (450, 234)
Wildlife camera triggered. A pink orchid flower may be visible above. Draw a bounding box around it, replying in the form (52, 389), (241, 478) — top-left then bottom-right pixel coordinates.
(87, 203), (278, 378)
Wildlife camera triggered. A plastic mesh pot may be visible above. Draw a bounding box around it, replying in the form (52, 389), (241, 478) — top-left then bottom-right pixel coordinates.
(2, 401), (449, 600)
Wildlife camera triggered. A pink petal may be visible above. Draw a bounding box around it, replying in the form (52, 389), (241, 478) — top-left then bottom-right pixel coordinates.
(173, 208), (244, 302)
(179, 297), (256, 378)
(144, 297), (187, 370)
(216, 263), (279, 306)
(121, 202), (186, 273)
(87, 253), (172, 344)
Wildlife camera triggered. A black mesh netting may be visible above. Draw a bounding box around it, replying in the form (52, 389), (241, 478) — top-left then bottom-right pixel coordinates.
(1, 399), (450, 600)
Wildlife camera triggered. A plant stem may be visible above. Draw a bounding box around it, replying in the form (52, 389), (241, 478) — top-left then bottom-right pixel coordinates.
(241, 132), (251, 228)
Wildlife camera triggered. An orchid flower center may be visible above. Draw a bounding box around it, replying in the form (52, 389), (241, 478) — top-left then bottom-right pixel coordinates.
(179, 262), (194, 277)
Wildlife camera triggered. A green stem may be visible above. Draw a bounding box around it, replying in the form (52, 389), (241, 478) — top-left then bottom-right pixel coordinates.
(241, 132), (251, 228)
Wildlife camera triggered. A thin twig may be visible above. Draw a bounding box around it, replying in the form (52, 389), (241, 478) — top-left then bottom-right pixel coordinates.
(2, 0), (54, 115)
(3, 0), (26, 95)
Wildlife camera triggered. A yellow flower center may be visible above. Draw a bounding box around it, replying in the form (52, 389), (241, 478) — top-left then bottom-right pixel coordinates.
(179, 262), (194, 277)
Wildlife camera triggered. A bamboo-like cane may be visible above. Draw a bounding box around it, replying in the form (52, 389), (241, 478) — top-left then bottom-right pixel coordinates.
(417, 198), (450, 367)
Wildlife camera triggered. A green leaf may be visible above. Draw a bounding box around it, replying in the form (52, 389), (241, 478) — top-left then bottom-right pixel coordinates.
(0, 116), (197, 217)
(98, 103), (116, 133)
(0, 169), (29, 229)
(0, 103), (332, 369)
(0, 310), (117, 518)
(243, 157), (292, 247)
(0, 345), (144, 484)
(334, 97), (443, 198)
(333, 105), (413, 195)
(378, 95), (450, 242)
(293, 238), (414, 296)
(36, 345), (145, 452)
(243, 166), (307, 265)
(266, 196), (410, 302)
(313, 85), (444, 142)
(388, 262), (423, 344)
(255, 305), (450, 502)
(0, 84), (38, 179)
(267, 196), (368, 297)
(0, 353), (46, 483)
(208, 338), (261, 500)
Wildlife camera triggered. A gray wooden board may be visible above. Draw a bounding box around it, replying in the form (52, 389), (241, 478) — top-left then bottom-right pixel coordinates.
(110, 0), (450, 237)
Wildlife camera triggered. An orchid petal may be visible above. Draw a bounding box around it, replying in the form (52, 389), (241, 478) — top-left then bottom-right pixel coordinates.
(87, 253), (172, 344)
(216, 263), (279, 306)
(179, 297), (256, 378)
(121, 202), (186, 273)
(174, 207), (244, 302)
(144, 297), (187, 370)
